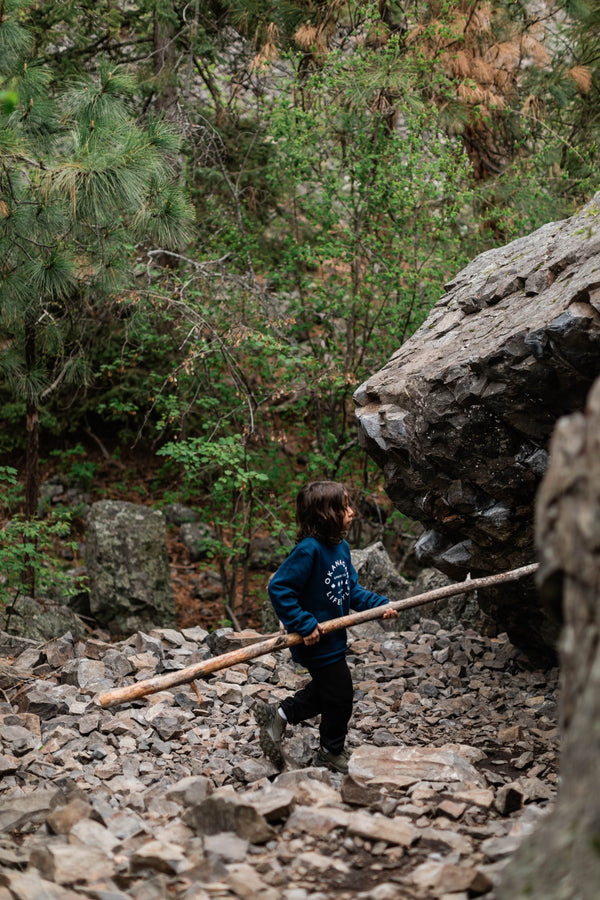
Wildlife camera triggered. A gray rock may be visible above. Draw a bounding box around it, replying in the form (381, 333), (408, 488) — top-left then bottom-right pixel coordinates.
(179, 521), (217, 562)
(29, 843), (113, 885)
(497, 375), (600, 899)
(0, 607), (560, 900)
(46, 798), (92, 835)
(44, 634), (76, 668)
(0, 869), (82, 899)
(0, 788), (61, 832)
(2, 597), (86, 643)
(60, 658), (106, 688)
(130, 839), (192, 875)
(165, 775), (214, 806)
(183, 790), (277, 844)
(355, 192), (600, 662)
(204, 831), (248, 862)
(349, 744), (487, 789)
(351, 542), (411, 605)
(161, 503), (199, 526)
(85, 500), (175, 636)
(346, 809), (417, 847)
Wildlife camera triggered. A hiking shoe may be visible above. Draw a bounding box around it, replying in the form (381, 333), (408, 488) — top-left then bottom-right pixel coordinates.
(315, 745), (352, 774)
(254, 702), (287, 769)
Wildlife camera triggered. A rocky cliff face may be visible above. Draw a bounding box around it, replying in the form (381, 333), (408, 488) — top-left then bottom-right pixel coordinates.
(496, 375), (600, 900)
(354, 193), (600, 660)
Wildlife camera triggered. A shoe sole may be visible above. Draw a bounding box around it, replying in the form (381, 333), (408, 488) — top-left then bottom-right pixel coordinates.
(254, 704), (285, 769)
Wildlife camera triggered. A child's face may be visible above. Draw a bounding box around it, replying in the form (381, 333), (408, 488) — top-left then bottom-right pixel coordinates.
(342, 502), (355, 533)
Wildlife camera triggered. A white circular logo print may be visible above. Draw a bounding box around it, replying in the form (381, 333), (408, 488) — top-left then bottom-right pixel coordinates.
(324, 559), (350, 608)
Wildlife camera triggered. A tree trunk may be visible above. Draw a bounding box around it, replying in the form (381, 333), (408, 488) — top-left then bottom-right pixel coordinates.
(153, 3), (177, 113)
(24, 318), (39, 597)
(24, 317), (39, 520)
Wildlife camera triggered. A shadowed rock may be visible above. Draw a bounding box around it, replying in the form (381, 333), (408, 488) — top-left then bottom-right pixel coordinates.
(355, 192), (600, 660)
(497, 375), (600, 900)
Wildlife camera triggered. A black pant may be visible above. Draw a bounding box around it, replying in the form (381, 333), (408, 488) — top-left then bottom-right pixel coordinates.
(280, 657), (353, 754)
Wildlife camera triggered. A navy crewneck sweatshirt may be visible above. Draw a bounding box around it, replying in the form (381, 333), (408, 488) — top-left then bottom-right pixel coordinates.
(267, 536), (389, 668)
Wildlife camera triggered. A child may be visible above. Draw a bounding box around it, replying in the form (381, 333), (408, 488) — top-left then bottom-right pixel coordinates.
(254, 480), (398, 774)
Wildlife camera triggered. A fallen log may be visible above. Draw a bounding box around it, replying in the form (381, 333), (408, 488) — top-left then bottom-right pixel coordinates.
(98, 562), (538, 708)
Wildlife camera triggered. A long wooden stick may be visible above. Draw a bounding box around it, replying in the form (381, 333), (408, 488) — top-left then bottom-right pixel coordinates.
(98, 562), (538, 708)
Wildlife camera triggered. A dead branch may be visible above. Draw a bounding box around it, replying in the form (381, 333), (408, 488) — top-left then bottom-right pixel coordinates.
(98, 563), (538, 708)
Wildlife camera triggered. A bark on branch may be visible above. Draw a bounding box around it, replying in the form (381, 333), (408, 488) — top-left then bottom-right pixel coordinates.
(98, 563), (538, 708)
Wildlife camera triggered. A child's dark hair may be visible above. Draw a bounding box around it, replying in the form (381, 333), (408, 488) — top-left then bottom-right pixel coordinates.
(296, 481), (351, 544)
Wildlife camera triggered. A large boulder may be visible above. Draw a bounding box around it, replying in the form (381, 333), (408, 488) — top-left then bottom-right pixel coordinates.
(1, 598), (86, 642)
(85, 500), (175, 636)
(496, 376), (600, 900)
(354, 193), (600, 660)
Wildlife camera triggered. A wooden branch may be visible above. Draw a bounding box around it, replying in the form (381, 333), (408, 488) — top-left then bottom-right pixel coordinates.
(98, 563), (538, 708)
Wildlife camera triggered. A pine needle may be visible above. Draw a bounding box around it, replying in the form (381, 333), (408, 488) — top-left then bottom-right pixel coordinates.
(569, 65), (592, 93)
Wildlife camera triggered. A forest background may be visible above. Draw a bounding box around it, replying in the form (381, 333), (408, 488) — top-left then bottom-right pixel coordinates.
(0, 0), (599, 632)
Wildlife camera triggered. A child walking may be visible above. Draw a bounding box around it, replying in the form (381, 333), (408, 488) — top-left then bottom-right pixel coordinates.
(254, 480), (398, 774)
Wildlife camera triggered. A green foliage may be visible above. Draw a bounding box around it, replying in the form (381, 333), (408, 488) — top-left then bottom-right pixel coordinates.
(48, 444), (98, 490)
(256, 40), (471, 456)
(1, 0), (599, 629)
(0, 468), (84, 625)
(157, 432), (284, 618)
(0, 5), (194, 511)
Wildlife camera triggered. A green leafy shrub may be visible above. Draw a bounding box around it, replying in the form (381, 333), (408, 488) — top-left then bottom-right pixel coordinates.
(0, 468), (85, 630)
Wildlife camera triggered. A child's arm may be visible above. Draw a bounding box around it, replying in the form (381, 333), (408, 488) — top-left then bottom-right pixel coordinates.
(348, 563), (398, 618)
(268, 545), (321, 640)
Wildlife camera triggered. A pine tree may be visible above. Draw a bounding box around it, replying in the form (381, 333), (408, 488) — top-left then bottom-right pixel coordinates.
(0, 2), (193, 524)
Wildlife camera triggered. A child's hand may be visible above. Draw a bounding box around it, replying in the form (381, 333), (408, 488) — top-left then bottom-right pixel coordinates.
(303, 625), (321, 645)
(382, 607), (398, 619)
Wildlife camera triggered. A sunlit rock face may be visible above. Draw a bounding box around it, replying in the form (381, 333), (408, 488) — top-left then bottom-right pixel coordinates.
(354, 193), (600, 661)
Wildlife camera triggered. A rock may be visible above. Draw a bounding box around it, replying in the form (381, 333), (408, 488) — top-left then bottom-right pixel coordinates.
(0, 869), (82, 900)
(0, 788), (60, 832)
(407, 567), (491, 632)
(494, 782), (525, 815)
(70, 818), (121, 854)
(340, 776), (388, 810)
(60, 657), (106, 688)
(225, 862), (280, 900)
(131, 839), (193, 875)
(496, 375), (600, 899)
(204, 832), (248, 862)
(29, 843), (113, 885)
(2, 597), (86, 642)
(346, 810), (417, 847)
(14, 688), (69, 719)
(0, 631), (40, 657)
(283, 805), (351, 837)
(349, 744), (487, 789)
(0, 616), (559, 900)
(413, 860), (492, 895)
(243, 785), (295, 822)
(165, 775), (214, 806)
(355, 192), (600, 661)
(46, 798), (92, 834)
(351, 542), (411, 607)
(161, 503), (199, 526)
(179, 521), (217, 562)
(85, 500), (175, 636)
(205, 627), (267, 655)
(44, 634), (76, 668)
(247, 534), (291, 570)
(183, 790), (277, 844)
